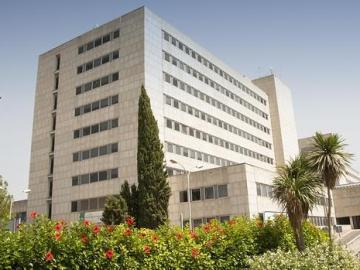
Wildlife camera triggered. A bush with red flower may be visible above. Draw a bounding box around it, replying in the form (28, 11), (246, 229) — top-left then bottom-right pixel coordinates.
(0, 215), (332, 269)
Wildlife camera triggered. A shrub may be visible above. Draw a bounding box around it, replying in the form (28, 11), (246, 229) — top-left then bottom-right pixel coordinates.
(249, 243), (360, 270)
(0, 214), (339, 270)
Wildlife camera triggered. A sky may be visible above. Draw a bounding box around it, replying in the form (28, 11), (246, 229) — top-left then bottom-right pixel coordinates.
(0, 0), (359, 200)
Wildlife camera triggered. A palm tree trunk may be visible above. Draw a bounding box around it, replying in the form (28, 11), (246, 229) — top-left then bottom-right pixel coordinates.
(298, 222), (305, 251)
(327, 187), (333, 246)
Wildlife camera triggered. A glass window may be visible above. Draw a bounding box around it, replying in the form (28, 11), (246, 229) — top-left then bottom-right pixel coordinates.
(205, 186), (214, 199)
(76, 86), (82, 95)
(99, 145), (107, 156)
(173, 100), (179, 108)
(78, 46), (84, 54)
(82, 150), (90, 160)
(111, 168), (118, 179)
(112, 72), (119, 81)
(217, 185), (228, 198)
(111, 95), (118, 104)
(179, 191), (188, 202)
(100, 121), (108, 131)
(99, 170), (108, 181)
(165, 96), (171, 105)
(102, 54), (110, 64)
(73, 152), (79, 162)
(77, 66), (83, 74)
(113, 29), (120, 39)
(112, 50), (119, 60)
(80, 199), (89, 211)
(94, 38), (102, 47)
(83, 104), (91, 113)
(102, 34), (110, 43)
(191, 189), (201, 201)
(92, 101), (100, 111)
(89, 198), (98, 210)
(80, 174), (89, 185)
(85, 61), (93, 71)
(90, 172), (98, 183)
(220, 216), (230, 223)
(90, 147), (98, 158)
(83, 126), (91, 136)
(93, 79), (100, 88)
(101, 76), (109, 86)
(256, 183), (261, 196)
(111, 143), (118, 153)
(71, 201), (78, 212)
(166, 119), (172, 128)
(94, 58), (101, 67)
(91, 124), (99, 134)
(98, 197), (106, 209)
(174, 122), (180, 131)
(72, 176), (79, 186)
(100, 98), (109, 108)
(74, 129), (80, 139)
(193, 219), (203, 228)
(111, 119), (118, 128)
(86, 42), (94, 51)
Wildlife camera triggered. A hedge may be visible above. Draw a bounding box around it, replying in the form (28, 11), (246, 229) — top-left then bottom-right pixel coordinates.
(0, 214), (331, 269)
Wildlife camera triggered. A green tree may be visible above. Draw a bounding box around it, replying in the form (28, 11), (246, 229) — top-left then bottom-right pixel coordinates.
(120, 181), (139, 223)
(309, 132), (352, 244)
(0, 176), (12, 229)
(101, 195), (128, 225)
(136, 86), (171, 229)
(273, 154), (322, 251)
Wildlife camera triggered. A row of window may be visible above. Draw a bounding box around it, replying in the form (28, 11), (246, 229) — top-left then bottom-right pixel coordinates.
(72, 168), (118, 186)
(73, 142), (118, 162)
(164, 77), (270, 135)
(163, 52), (268, 120)
(184, 216), (231, 228)
(77, 50), (119, 74)
(71, 196), (108, 212)
(74, 95), (118, 116)
(165, 117), (273, 164)
(78, 29), (120, 54)
(164, 84), (271, 146)
(74, 118), (118, 139)
(166, 141), (236, 167)
(163, 30), (266, 105)
(308, 216), (333, 227)
(76, 72), (119, 95)
(256, 182), (274, 198)
(179, 184), (228, 202)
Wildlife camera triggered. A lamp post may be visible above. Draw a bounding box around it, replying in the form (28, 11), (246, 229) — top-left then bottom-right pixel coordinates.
(170, 160), (203, 231)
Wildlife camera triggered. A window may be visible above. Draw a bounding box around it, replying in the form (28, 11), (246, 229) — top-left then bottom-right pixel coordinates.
(74, 130), (80, 139)
(102, 55), (110, 64)
(72, 176), (79, 186)
(217, 185), (228, 198)
(179, 191), (188, 202)
(90, 172), (98, 183)
(99, 145), (107, 156)
(111, 119), (118, 128)
(85, 61), (93, 71)
(82, 150), (90, 160)
(73, 152), (79, 162)
(205, 186), (214, 199)
(90, 198), (98, 209)
(112, 50), (119, 59)
(94, 58), (101, 67)
(83, 126), (91, 136)
(91, 124), (99, 134)
(93, 79), (100, 88)
(84, 104), (91, 113)
(80, 199), (89, 211)
(99, 170), (107, 181)
(90, 148), (98, 158)
(112, 72), (119, 81)
(113, 29), (120, 39)
(111, 168), (118, 179)
(102, 34), (110, 43)
(77, 66), (83, 74)
(80, 174), (89, 185)
(71, 201), (78, 212)
(94, 38), (102, 47)
(111, 95), (118, 104)
(100, 121), (108, 131)
(191, 189), (201, 201)
(92, 101), (100, 111)
(111, 143), (118, 153)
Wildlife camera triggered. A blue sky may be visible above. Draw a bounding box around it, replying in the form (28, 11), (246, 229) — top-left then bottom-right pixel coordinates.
(1, 0), (359, 200)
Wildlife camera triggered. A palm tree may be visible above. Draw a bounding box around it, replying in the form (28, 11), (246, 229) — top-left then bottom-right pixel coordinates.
(309, 132), (352, 244)
(273, 154), (322, 251)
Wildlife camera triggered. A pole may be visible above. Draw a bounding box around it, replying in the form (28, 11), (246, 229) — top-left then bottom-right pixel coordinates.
(187, 171), (192, 231)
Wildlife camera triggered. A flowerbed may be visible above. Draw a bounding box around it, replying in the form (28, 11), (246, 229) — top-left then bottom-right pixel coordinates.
(0, 214), (330, 269)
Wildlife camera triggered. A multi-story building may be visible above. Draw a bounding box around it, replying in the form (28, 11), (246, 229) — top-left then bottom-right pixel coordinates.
(27, 6), (300, 222)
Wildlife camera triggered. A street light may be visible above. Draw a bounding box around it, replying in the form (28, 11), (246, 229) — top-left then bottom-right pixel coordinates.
(169, 160), (203, 230)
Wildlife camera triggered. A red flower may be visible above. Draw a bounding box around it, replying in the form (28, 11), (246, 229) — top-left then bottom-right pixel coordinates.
(143, 245), (151, 255)
(83, 220), (90, 226)
(191, 248), (200, 258)
(175, 232), (183, 240)
(81, 233), (88, 244)
(123, 228), (132, 236)
(45, 251), (54, 262)
(105, 249), (114, 260)
(126, 216), (135, 227)
(203, 223), (211, 233)
(54, 222), (62, 231)
(30, 211), (37, 219)
(228, 219), (236, 226)
(107, 225), (114, 233)
(190, 230), (198, 239)
(152, 234), (159, 242)
(54, 232), (61, 240)
(93, 225), (100, 234)
(138, 232), (147, 238)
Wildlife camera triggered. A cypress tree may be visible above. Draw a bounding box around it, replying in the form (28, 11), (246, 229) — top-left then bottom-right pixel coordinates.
(120, 181), (139, 223)
(136, 86), (171, 229)
(101, 195), (128, 225)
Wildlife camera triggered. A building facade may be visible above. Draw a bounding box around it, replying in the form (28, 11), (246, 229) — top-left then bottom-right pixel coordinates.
(27, 7), (299, 222)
